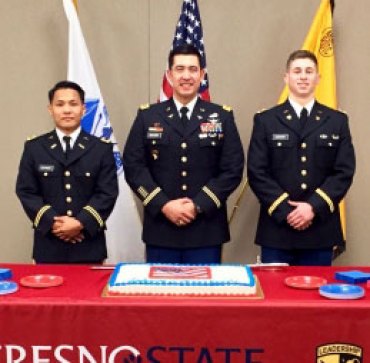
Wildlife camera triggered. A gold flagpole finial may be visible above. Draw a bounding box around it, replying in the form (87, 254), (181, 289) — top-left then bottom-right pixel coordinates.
(72, 0), (78, 11)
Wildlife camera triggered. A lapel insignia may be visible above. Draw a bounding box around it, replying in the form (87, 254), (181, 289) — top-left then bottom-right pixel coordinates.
(315, 115), (321, 121)
(168, 113), (174, 119)
(78, 143), (85, 149)
(197, 115), (203, 120)
(50, 143), (57, 149)
(200, 108), (205, 113)
(166, 106), (171, 112)
(286, 114), (292, 121)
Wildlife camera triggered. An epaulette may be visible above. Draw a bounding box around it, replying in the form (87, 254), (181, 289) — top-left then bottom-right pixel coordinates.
(338, 108), (347, 115)
(26, 135), (38, 142)
(222, 105), (232, 112)
(140, 103), (150, 110)
(100, 137), (111, 144)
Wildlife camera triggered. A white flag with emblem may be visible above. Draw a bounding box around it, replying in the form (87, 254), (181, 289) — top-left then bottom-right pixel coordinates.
(63, 0), (144, 262)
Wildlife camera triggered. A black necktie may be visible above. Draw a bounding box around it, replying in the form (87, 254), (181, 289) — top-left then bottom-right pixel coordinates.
(63, 136), (71, 159)
(300, 108), (308, 130)
(180, 106), (189, 129)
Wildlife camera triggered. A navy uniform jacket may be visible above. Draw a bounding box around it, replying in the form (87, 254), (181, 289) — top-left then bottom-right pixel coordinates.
(247, 100), (355, 250)
(122, 98), (244, 249)
(16, 130), (118, 263)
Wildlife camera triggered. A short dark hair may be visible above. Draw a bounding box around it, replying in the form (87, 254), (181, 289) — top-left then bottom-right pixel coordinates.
(48, 80), (85, 103)
(168, 44), (203, 70)
(286, 50), (318, 70)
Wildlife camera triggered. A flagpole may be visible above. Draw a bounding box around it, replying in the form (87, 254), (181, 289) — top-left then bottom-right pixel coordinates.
(228, 178), (249, 224)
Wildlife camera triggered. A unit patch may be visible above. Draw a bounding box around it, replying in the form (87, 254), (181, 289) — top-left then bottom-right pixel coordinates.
(316, 343), (362, 363)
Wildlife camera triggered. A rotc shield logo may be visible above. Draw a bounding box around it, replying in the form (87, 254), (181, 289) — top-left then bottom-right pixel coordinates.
(316, 343), (362, 362)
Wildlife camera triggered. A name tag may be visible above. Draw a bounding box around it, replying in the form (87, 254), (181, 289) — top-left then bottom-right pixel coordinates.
(272, 134), (289, 141)
(146, 132), (162, 139)
(38, 164), (55, 172)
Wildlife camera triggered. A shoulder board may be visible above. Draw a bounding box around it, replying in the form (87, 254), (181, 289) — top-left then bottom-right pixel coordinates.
(338, 108), (347, 115)
(26, 135), (38, 141)
(256, 108), (267, 114)
(222, 105), (232, 112)
(140, 103), (150, 110)
(100, 137), (111, 144)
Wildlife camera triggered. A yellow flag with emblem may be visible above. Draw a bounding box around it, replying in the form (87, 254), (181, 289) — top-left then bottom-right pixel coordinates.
(278, 0), (347, 244)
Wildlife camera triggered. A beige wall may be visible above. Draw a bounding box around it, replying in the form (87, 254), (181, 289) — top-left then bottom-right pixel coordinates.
(1, 0), (368, 264)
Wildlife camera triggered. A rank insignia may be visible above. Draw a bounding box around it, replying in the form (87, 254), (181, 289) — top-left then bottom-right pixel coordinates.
(27, 135), (37, 141)
(140, 103), (149, 110)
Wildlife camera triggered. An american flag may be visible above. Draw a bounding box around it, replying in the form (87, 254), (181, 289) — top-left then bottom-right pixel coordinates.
(149, 266), (211, 279)
(159, 0), (210, 102)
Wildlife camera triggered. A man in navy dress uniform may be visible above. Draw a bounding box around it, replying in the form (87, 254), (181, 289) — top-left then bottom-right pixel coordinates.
(247, 50), (355, 266)
(123, 45), (244, 263)
(16, 81), (118, 263)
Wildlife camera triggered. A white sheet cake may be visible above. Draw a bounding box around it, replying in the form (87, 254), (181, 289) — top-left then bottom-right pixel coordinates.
(108, 263), (256, 296)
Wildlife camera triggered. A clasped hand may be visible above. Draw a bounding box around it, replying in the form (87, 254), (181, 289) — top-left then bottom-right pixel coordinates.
(287, 201), (314, 231)
(52, 216), (84, 243)
(161, 198), (197, 227)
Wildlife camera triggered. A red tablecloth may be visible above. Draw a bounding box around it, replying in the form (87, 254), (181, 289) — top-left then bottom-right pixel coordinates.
(0, 264), (368, 362)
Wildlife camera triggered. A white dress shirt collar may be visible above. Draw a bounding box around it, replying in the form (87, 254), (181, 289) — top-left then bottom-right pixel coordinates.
(173, 96), (198, 119)
(55, 127), (81, 151)
(288, 97), (315, 118)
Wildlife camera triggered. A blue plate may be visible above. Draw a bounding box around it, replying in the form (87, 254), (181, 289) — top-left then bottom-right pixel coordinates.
(0, 281), (18, 295)
(319, 284), (365, 300)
